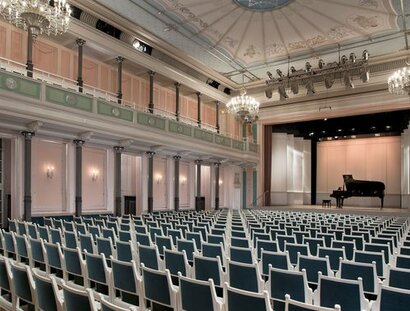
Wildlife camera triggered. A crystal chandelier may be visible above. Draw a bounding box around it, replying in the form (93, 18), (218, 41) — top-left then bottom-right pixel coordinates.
(388, 66), (410, 96)
(226, 86), (260, 123)
(0, 0), (71, 38)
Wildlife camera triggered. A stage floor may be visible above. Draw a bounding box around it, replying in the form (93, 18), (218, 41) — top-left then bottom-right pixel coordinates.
(258, 205), (410, 217)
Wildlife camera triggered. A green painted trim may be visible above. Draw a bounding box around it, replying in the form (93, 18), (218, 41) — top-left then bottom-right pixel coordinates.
(215, 134), (232, 147)
(0, 72), (41, 99)
(194, 128), (214, 143)
(97, 100), (133, 122)
(252, 123), (257, 142)
(242, 170), (247, 209)
(45, 86), (92, 111)
(137, 112), (166, 130)
(253, 170), (257, 205)
(168, 120), (192, 137)
(232, 139), (244, 151)
(248, 142), (259, 153)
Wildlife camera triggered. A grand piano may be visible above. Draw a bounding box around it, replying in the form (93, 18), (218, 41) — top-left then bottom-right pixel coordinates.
(330, 175), (385, 208)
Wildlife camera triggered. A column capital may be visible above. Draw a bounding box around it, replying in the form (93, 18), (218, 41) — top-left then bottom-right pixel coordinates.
(76, 38), (86, 46)
(113, 146), (124, 153)
(214, 162), (221, 167)
(196, 92), (201, 98)
(174, 82), (181, 88)
(146, 151), (155, 158)
(173, 155), (181, 160)
(194, 159), (203, 165)
(21, 131), (34, 139)
(149, 70), (156, 77)
(73, 139), (85, 146)
(115, 56), (125, 63)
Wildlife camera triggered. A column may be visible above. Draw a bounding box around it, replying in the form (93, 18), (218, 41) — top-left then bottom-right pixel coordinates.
(215, 101), (220, 134)
(116, 56), (124, 104)
(174, 155), (181, 212)
(146, 151), (155, 213)
(175, 82), (181, 121)
(214, 162), (220, 210)
(22, 131), (34, 221)
(196, 92), (201, 128)
(242, 169), (247, 209)
(195, 160), (202, 211)
(114, 146), (124, 217)
(73, 139), (85, 217)
(76, 39), (86, 93)
(26, 27), (35, 78)
(148, 71), (155, 113)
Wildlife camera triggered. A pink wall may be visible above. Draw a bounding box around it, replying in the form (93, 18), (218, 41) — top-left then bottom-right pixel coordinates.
(317, 136), (401, 194)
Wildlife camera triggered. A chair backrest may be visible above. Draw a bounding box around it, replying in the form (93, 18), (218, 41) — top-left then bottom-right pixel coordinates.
(202, 242), (224, 264)
(224, 283), (272, 311)
(14, 233), (29, 262)
(43, 241), (63, 271)
(10, 261), (35, 306)
(65, 231), (78, 249)
(284, 294), (340, 311)
(285, 242), (310, 265)
(100, 297), (137, 311)
(385, 267), (410, 290)
(79, 233), (95, 254)
(137, 243), (161, 270)
(228, 260), (263, 293)
(96, 236), (115, 259)
(260, 250), (292, 276)
(61, 246), (84, 281)
(27, 223), (38, 239)
(17, 221), (27, 235)
(84, 251), (108, 287)
(268, 267), (310, 308)
(177, 238), (198, 262)
(29, 237), (45, 267)
(296, 254), (332, 285)
(256, 240), (278, 259)
(318, 247), (345, 271)
(331, 240), (355, 260)
(135, 232), (152, 246)
(0, 256), (12, 295)
(32, 269), (61, 311)
(50, 228), (63, 244)
(303, 238), (325, 257)
(178, 274), (221, 311)
(277, 235), (296, 252)
(102, 227), (117, 242)
(2, 230), (15, 257)
(141, 264), (177, 308)
(156, 235), (174, 256)
(111, 258), (141, 306)
(364, 242), (391, 264)
(118, 230), (132, 243)
(317, 275), (368, 311)
(168, 229), (183, 245)
(193, 255), (224, 287)
(186, 231), (203, 250)
(61, 282), (98, 311)
(337, 260), (378, 295)
(372, 285), (410, 311)
(164, 248), (189, 277)
(395, 254), (410, 269)
(229, 245), (255, 264)
(207, 234), (225, 246)
(116, 240), (135, 262)
(354, 250), (386, 278)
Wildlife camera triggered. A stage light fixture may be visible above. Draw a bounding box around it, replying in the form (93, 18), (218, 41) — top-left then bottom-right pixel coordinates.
(265, 88), (273, 99)
(344, 72), (354, 88)
(267, 71), (274, 80)
(305, 79), (315, 95)
(361, 67), (370, 82)
(362, 50), (369, 61)
(305, 62), (312, 72)
(324, 75), (335, 89)
(349, 53), (356, 63)
(318, 59), (325, 69)
(278, 84), (288, 100)
(290, 80), (299, 94)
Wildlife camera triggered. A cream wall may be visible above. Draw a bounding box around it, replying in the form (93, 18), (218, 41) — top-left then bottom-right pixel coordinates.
(317, 136), (401, 207)
(153, 157), (167, 210)
(179, 161), (190, 208)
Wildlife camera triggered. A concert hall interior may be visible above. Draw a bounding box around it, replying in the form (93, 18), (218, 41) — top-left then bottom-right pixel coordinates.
(0, 0), (409, 311)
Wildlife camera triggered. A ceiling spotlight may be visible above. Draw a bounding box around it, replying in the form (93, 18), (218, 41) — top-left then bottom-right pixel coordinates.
(276, 69), (285, 79)
(290, 66), (297, 74)
(278, 84), (288, 100)
(341, 55), (348, 65)
(361, 67), (369, 82)
(324, 75), (334, 89)
(305, 62), (312, 72)
(290, 80), (299, 94)
(265, 88), (273, 99)
(305, 79), (315, 95)
(338, 129), (342, 132)
(309, 132), (315, 137)
(318, 59), (325, 69)
(343, 72), (354, 88)
(349, 53), (356, 63)
(267, 71), (274, 80)
(362, 50), (369, 61)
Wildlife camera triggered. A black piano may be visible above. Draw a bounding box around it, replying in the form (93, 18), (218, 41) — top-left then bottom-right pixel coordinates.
(330, 174), (385, 208)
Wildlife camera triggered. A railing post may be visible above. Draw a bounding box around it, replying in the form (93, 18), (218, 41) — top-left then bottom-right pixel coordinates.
(215, 101), (220, 134)
(196, 92), (201, 128)
(76, 38), (86, 93)
(149, 71), (155, 113)
(175, 82), (181, 121)
(116, 56), (124, 104)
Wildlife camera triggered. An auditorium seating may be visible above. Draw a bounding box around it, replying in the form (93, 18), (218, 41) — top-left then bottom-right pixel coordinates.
(1, 208), (410, 310)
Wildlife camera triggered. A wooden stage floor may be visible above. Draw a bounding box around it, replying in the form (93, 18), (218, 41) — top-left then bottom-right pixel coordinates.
(258, 205), (410, 217)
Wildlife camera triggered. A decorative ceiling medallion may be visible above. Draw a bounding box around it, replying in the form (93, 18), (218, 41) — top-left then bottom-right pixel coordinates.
(234, 0), (292, 11)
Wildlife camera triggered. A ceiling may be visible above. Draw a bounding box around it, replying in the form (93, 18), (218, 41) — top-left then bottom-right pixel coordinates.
(93, 0), (407, 85)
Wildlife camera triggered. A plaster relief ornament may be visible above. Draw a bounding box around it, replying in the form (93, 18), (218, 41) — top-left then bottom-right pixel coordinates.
(350, 15), (379, 29)
(327, 26), (353, 41)
(358, 0), (378, 8)
(265, 42), (285, 56)
(244, 45), (259, 58)
(5, 77), (17, 90)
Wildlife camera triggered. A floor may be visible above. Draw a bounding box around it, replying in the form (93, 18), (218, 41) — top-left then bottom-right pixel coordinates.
(258, 204), (410, 217)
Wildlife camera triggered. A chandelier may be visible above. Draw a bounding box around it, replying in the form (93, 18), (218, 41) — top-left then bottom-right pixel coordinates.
(388, 66), (410, 96)
(226, 86), (260, 123)
(0, 0), (71, 38)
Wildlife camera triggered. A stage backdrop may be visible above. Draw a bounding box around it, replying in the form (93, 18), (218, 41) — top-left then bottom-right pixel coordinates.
(317, 136), (401, 208)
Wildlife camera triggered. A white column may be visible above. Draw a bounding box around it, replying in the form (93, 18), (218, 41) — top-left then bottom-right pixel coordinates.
(141, 153), (148, 213)
(66, 143), (76, 215)
(106, 149), (115, 214)
(188, 161), (195, 209)
(166, 157), (174, 210)
(11, 136), (24, 219)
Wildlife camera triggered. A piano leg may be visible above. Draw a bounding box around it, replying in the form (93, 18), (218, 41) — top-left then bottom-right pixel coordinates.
(380, 196), (384, 209)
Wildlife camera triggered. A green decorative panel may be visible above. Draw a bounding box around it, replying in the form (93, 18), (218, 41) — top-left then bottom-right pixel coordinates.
(215, 134), (232, 147)
(232, 139), (244, 151)
(168, 120), (192, 137)
(137, 112), (166, 130)
(97, 100), (133, 122)
(248, 142), (259, 153)
(194, 128), (214, 143)
(0, 72), (41, 99)
(46, 86), (92, 111)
